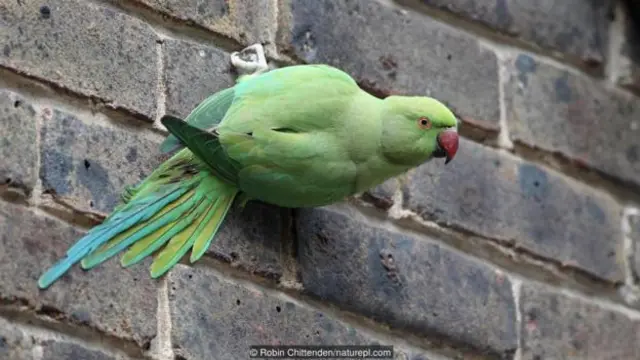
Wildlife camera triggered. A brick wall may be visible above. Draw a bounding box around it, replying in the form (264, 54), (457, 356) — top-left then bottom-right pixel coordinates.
(1, 0), (639, 359)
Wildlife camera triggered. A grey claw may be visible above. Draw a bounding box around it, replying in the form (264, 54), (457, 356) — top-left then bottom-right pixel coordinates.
(230, 43), (268, 76)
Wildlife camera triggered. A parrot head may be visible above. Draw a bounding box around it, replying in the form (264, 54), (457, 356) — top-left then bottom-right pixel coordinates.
(380, 96), (459, 166)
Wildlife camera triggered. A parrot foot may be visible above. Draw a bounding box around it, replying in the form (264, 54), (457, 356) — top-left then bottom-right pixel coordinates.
(230, 43), (268, 78)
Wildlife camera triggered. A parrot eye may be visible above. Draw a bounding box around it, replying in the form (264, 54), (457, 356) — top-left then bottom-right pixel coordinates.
(418, 117), (432, 130)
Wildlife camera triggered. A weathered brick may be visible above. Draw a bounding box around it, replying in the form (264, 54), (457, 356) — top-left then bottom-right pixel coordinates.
(295, 207), (518, 357)
(504, 53), (640, 187)
(0, 0), (158, 118)
(0, 202), (157, 347)
(278, 0), (500, 130)
(0, 317), (130, 360)
(163, 39), (235, 118)
(403, 138), (623, 282)
(0, 91), (38, 195)
(134, 0), (277, 50)
(40, 109), (162, 213)
(208, 201), (284, 279)
(629, 213), (640, 280)
(520, 281), (640, 359)
(39, 340), (121, 360)
(418, 0), (611, 65)
(0, 317), (32, 360)
(168, 265), (449, 360)
(617, 2), (640, 94)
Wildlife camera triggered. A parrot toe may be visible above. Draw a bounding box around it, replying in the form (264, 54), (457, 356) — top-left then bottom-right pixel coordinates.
(230, 43), (268, 76)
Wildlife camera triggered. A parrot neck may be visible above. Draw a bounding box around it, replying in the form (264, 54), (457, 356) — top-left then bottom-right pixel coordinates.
(379, 98), (430, 167)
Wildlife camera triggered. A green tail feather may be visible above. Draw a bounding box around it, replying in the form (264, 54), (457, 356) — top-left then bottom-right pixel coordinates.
(37, 149), (239, 289)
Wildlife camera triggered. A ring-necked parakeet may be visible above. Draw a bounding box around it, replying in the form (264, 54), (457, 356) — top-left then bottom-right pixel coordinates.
(37, 62), (459, 289)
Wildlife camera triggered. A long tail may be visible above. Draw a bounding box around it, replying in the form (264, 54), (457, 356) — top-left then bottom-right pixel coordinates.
(37, 149), (238, 289)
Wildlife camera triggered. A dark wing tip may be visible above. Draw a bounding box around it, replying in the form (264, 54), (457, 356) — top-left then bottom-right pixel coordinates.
(160, 114), (185, 128)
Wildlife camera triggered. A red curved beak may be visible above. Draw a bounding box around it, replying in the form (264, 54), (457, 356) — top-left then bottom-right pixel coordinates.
(436, 130), (459, 165)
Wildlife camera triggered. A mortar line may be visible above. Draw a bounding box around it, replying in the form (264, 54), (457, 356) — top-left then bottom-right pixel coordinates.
(154, 37), (168, 133)
(495, 49), (514, 150)
(152, 277), (174, 360)
(607, 2), (627, 86)
(511, 278), (523, 360)
(31, 96), (44, 209)
(621, 207), (640, 305)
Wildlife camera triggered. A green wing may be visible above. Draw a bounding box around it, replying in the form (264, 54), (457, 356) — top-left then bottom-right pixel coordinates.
(160, 87), (236, 153)
(216, 65), (364, 207)
(160, 115), (242, 185)
(162, 65), (367, 207)
(219, 64), (361, 134)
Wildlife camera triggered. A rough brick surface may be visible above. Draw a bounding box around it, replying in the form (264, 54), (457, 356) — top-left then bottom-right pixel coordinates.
(295, 208), (518, 357)
(0, 318), (32, 360)
(135, 0), (277, 49)
(629, 213), (640, 280)
(0, 0), (158, 118)
(0, 202), (157, 347)
(403, 138), (623, 282)
(520, 282), (640, 359)
(40, 109), (162, 213)
(208, 201), (284, 279)
(39, 340), (122, 360)
(0, 317), (129, 360)
(278, 0), (500, 130)
(504, 53), (640, 187)
(163, 39), (235, 118)
(419, 0), (611, 65)
(168, 265), (448, 360)
(618, 3), (640, 94)
(0, 91), (38, 195)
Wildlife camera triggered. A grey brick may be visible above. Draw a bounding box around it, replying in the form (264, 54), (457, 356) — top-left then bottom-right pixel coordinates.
(134, 0), (276, 49)
(39, 340), (120, 360)
(629, 213), (640, 280)
(403, 138), (623, 282)
(617, 4), (640, 94)
(0, 202), (157, 347)
(419, 0), (611, 65)
(168, 264), (449, 360)
(208, 201), (284, 279)
(0, 0), (158, 119)
(163, 39), (235, 118)
(0, 91), (38, 195)
(0, 317), (33, 360)
(520, 281), (640, 360)
(279, 0), (500, 130)
(40, 109), (162, 213)
(295, 207), (518, 357)
(504, 53), (640, 187)
(0, 317), (130, 360)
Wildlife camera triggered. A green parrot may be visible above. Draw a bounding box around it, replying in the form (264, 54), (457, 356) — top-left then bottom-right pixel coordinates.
(37, 64), (459, 289)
